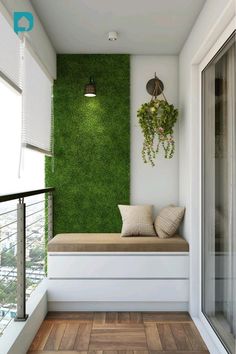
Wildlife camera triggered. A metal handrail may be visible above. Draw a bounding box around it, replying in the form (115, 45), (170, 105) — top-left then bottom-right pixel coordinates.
(0, 187), (54, 324)
(0, 208), (17, 217)
(26, 207), (45, 218)
(26, 200), (45, 208)
(0, 187), (54, 203)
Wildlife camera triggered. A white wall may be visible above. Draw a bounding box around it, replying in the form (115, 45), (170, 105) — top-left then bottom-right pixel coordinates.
(179, 0), (235, 337)
(131, 55), (179, 217)
(0, 0), (56, 79)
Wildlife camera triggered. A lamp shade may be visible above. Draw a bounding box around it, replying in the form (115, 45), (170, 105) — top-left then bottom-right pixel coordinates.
(84, 77), (96, 97)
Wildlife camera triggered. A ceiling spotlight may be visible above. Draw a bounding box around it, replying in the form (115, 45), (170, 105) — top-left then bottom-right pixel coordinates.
(108, 31), (118, 41)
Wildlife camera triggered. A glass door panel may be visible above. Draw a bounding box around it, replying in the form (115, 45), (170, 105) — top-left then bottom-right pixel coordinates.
(202, 32), (236, 353)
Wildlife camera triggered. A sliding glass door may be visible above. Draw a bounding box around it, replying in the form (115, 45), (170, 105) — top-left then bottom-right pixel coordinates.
(202, 32), (236, 353)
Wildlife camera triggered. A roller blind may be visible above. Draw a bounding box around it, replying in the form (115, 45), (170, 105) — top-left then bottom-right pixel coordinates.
(22, 44), (53, 155)
(0, 10), (21, 89)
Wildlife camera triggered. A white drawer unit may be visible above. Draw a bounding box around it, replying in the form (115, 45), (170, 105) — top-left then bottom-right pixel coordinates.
(47, 252), (189, 311)
(48, 252), (189, 279)
(47, 278), (189, 302)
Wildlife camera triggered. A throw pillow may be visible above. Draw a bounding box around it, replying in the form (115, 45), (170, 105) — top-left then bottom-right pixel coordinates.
(118, 204), (156, 237)
(154, 205), (185, 238)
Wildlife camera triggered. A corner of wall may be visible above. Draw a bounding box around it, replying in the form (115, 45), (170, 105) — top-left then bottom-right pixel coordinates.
(178, 0), (235, 318)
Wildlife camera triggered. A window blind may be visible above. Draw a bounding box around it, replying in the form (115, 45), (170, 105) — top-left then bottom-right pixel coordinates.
(22, 44), (53, 155)
(0, 11), (21, 89)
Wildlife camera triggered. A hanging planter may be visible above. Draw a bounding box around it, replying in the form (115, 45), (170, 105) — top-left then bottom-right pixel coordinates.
(137, 73), (178, 166)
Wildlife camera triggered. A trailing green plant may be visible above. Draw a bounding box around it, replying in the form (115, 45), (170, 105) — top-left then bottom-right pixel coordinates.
(137, 99), (178, 166)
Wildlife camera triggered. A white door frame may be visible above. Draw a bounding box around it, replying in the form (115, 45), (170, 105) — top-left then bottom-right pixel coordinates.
(189, 14), (236, 354)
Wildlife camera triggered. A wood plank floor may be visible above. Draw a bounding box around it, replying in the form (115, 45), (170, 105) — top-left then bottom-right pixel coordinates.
(28, 312), (209, 354)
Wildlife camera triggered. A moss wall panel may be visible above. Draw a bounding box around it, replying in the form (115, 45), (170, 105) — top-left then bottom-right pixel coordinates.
(46, 55), (130, 234)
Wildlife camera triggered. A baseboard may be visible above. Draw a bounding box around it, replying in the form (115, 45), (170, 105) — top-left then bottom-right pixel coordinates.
(192, 315), (228, 354)
(48, 301), (188, 311)
(0, 279), (48, 354)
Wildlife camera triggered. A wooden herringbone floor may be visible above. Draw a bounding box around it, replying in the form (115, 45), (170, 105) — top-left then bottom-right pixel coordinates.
(28, 312), (209, 354)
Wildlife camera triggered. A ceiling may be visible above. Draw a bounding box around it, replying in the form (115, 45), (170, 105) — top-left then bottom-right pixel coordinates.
(31, 0), (206, 54)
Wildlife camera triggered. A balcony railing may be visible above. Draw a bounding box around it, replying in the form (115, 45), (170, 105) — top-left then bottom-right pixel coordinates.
(0, 188), (54, 336)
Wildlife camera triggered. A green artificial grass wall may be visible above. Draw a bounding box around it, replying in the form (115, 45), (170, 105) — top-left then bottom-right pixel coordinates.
(46, 55), (130, 234)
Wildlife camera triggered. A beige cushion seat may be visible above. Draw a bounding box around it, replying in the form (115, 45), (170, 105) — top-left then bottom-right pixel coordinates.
(48, 233), (189, 252)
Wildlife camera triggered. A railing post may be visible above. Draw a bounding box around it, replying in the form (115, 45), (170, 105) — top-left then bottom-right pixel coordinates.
(48, 191), (53, 241)
(15, 198), (28, 321)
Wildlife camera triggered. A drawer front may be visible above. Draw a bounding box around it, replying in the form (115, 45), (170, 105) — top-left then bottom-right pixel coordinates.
(48, 253), (189, 279)
(47, 279), (189, 302)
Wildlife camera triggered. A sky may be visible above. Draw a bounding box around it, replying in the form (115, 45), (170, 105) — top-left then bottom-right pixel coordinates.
(0, 79), (44, 195)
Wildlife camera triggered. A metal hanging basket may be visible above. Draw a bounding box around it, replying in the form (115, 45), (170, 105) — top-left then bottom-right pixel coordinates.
(146, 73), (167, 101)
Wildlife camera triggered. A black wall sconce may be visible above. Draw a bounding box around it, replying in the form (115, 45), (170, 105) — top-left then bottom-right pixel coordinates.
(84, 77), (96, 97)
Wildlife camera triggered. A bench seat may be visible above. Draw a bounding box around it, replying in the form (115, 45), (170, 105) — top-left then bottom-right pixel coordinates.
(47, 233), (189, 311)
(48, 233), (189, 252)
